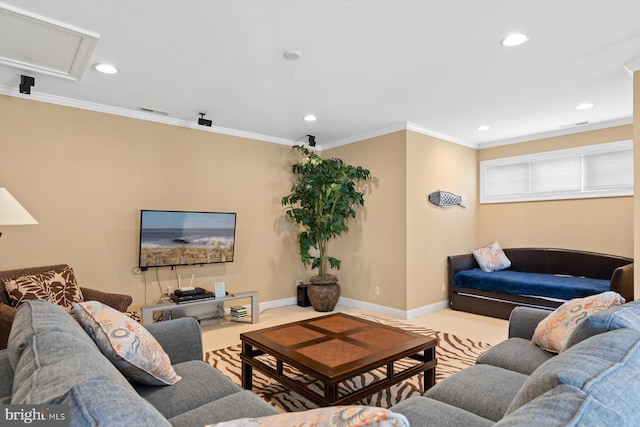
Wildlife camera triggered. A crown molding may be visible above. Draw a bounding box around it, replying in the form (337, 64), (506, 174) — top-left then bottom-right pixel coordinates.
(623, 57), (640, 76)
(318, 122), (474, 151)
(2, 85), (630, 152)
(317, 123), (409, 151)
(405, 122), (476, 148)
(0, 85), (297, 146)
(477, 117), (633, 149)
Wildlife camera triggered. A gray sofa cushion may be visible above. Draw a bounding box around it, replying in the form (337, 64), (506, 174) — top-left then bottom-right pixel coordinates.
(0, 349), (13, 401)
(135, 360), (244, 419)
(563, 299), (640, 350)
(145, 317), (203, 364)
(476, 337), (554, 375)
(11, 319), (134, 404)
(496, 385), (623, 427)
(425, 364), (528, 422)
(168, 390), (279, 427)
(62, 376), (170, 427)
(7, 300), (97, 369)
(506, 328), (640, 424)
(391, 396), (494, 427)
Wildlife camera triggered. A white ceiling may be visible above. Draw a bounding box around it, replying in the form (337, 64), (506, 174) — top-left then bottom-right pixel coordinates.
(1, 0), (639, 149)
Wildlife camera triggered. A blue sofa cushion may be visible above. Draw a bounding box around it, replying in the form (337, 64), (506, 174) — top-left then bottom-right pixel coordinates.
(134, 360), (244, 419)
(425, 364), (528, 422)
(506, 328), (640, 425)
(564, 299), (640, 350)
(453, 269), (610, 300)
(168, 391), (279, 427)
(9, 301), (134, 404)
(61, 376), (170, 427)
(7, 300), (97, 370)
(391, 397), (494, 427)
(475, 338), (554, 375)
(496, 385), (623, 427)
(0, 349), (13, 401)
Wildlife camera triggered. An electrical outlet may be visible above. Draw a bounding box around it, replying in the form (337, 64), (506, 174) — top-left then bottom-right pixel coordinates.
(374, 286), (380, 296)
(442, 282), (446, 292)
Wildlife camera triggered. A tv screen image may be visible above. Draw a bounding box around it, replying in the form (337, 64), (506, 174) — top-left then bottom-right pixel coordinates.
(139, 210), (236, 268)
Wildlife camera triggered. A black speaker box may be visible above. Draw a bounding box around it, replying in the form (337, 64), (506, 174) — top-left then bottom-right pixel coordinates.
(297, 284), (311, 307)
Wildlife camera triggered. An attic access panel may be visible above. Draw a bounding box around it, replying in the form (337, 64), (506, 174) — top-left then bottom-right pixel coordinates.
(0, 3), (99, 81)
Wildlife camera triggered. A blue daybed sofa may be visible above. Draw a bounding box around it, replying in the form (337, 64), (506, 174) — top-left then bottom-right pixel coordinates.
(448, 248), (633, 319)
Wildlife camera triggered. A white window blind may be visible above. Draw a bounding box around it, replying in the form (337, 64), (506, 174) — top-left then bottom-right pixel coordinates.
(480, 140), (633, 204)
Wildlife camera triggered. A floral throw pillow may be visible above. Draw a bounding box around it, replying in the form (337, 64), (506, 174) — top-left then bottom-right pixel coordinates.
(4, 266), (84, 312)
(532, 291), (625, 353)
(73, 301), (181, 386)
(472, 241), (512, 272)
(208, 406), (410, 427)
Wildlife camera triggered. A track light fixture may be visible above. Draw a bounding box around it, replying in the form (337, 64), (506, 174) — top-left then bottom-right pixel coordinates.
(19, 75), (35, 95)
(307, 134), (316, 147)
(198, 113), (212, 127)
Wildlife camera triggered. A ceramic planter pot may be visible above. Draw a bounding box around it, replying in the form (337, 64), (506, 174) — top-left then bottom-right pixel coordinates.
(307, 275), (340, 312)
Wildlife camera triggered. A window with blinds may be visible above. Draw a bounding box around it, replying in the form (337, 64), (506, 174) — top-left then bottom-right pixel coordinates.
(480, 140), (633, 204)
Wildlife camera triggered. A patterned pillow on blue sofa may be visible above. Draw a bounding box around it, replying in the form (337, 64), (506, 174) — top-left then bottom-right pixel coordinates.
(73, 301), (181, 386)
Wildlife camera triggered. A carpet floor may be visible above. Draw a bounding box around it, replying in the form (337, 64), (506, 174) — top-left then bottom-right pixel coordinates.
(204, 313), (492, 412)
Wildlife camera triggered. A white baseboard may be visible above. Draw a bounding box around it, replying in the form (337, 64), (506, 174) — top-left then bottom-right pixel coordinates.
(259, 296), (449, 320)
(405, 300), (450, 320)
(259, 297), (297, 312)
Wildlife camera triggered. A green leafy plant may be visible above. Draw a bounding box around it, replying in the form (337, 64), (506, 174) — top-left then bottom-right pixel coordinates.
(282, 145), (371, 278)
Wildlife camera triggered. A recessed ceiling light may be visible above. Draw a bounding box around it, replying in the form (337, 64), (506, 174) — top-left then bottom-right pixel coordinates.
(501, 33), (529, 47)
(575, 103), (594, 110)
(94, 63), (118, 74)
(477, 125), (491, 131)
(303, 114), (317, 122)
(283, 50), (301, 60)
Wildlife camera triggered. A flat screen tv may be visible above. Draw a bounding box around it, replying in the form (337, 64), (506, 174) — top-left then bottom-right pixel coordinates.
(138, 210), (236, 269)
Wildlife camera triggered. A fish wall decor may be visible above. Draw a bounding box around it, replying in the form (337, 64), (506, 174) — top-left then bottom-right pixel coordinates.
(428, 190), (465, 208)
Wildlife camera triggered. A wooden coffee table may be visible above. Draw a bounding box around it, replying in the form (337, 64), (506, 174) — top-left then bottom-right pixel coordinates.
(240, 313), (437, 407)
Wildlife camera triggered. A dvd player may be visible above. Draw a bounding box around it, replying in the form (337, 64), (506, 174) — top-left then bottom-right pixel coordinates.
(170, 291), (214, 303)
(174, 287), (207, 297)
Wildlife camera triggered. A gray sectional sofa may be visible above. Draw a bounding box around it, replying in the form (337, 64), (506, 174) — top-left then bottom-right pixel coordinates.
(4, 298), (639, 426)
(391, 300), (640, 426)
(1, 300), (279, 426)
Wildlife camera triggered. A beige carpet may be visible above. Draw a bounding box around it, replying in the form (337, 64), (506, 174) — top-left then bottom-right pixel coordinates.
(204, 314), (492, 412)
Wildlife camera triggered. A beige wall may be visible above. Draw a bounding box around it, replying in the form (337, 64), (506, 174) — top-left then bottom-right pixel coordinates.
(0, 95), (307, 310)
(324, 130), (477, 311)
(324, 132), (408, 310)
(405, 131), (477, 310)
(477, 125), (634, 258)
(1, 94), (635, 314)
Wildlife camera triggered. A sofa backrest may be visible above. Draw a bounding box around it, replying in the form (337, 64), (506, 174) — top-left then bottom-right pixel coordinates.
(504, 327), (640, 425)
(502, 248), (632, 279)
(563, 299), (640, 350)
(8, 300), (170, 424)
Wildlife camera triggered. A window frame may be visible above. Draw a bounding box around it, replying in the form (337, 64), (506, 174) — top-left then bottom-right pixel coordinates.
(480, 140), (633, 204)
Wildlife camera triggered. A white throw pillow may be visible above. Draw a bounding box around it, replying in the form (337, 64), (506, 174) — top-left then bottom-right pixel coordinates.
(472, 241), (512, 272)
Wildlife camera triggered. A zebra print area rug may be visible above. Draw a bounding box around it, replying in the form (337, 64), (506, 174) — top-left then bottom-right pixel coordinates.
(204, 314), (491, 412)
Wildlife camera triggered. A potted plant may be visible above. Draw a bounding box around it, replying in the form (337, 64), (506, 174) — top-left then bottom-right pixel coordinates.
(282, 145), (371, 311)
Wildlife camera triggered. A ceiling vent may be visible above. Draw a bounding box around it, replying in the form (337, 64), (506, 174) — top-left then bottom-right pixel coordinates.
(0, 3), (99, 81)
(559, 121), (590, 129)
(137, 107), (169, 116)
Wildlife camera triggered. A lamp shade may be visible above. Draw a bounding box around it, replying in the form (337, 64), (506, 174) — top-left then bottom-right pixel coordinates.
(0, 188), (38, 225)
